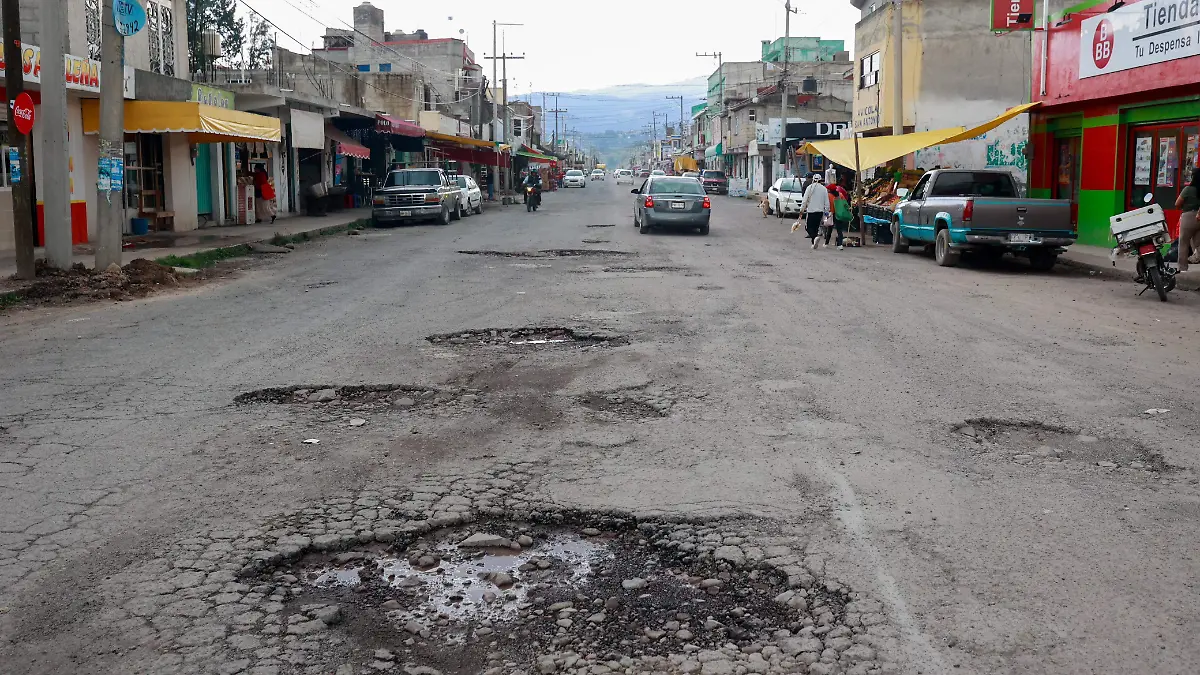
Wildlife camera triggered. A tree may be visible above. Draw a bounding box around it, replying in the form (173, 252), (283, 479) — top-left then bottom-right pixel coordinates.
(246, 13), (273, 69)
(186, 0), (245, 73)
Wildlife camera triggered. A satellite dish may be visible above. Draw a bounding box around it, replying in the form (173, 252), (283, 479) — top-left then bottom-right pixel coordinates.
(459, 29), (465, 34)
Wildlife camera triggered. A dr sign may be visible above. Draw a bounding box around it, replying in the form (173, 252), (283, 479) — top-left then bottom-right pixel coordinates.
(1079, 0), (1200, 78)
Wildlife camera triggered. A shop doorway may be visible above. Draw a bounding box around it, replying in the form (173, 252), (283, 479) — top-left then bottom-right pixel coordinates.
(125, 134), (169, 231)
(195, 144), (212, 221)
(1054, 136), (1081, 226)
(1128, 122), (1200, 239)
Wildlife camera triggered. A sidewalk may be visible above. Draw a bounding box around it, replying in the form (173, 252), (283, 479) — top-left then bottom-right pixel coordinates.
(0, 209), (372, 280)
(1059, 243), (1200, 291)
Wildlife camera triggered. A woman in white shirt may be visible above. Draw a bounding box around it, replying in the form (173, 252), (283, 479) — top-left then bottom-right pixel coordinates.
(794, 173), (831, 249)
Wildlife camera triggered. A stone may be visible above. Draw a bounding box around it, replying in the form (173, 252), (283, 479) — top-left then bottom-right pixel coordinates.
(374, 649), (396, 661)
(713, 546), (745, 567)
(676, 629), (694, 640)
(482, 571), (514, 588)
(349, 418), (367, 427)
(516, 535), (534, 547)
(309, 389), (337, 403)
(644, 628), (666, 640)
(380, 600), (402, 611)
(587, 612), (606, 623)
(1097, 461), (1118, 468)
(403, 667), (442, 675)
(394, 397), (417, 407)
(700, 661), (734, 675)
(779, 637), (824, 655)
(405, 620), (426, 635)
(581, 528), (602, 536)
(286, 620), (326, 636)
(172, 266), (201, 276)
(249, 242), (292, 254)
(536, 656), (558, 674)
(958, 425), (977, 437)
(459, 533), (515, 549)
(621, 578), (647, 591)
(314, 605), (342, 625)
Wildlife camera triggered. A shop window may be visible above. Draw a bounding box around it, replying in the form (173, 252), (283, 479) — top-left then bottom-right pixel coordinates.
(859, 52), (880, 89)
(1129, 123), (1200, 212)
(147, 1), (161, 74)
(160, 2), (175, 76)
(378, 63), (392, 72)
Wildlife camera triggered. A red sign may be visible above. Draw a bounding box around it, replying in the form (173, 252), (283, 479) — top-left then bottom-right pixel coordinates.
(991, 0), (1034, 32)
(1091, 19), (1115, 70)
(12, 92), (34, 135)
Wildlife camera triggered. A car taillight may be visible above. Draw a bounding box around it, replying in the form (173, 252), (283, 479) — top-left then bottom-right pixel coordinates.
(424, 193), (440, 203)
(702, 197), (711, 209)
(644, 196), (654, 208)
(963, 198), (974, 222)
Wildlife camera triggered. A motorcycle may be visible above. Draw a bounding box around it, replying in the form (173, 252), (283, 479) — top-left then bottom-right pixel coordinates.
(526, 186), (541, 212)
(1109, 193), (1176, 301)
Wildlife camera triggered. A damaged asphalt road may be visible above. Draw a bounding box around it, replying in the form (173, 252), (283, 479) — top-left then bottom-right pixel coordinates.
(1, 181), (1199, 675)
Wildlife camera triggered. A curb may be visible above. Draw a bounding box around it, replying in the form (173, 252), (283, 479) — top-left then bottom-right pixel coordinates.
(1057, 253), (1200, 291)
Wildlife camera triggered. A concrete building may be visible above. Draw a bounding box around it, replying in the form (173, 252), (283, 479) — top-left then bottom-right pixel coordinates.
(760, 37), (847, 64)
(0, 0), (210, 252)
(849, 0), (1031, 181)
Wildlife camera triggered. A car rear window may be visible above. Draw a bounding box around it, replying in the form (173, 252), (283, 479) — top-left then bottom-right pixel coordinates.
(929, 172), (1017, 198)
(702, 171), (727, 179)
(386, 170), (442, 187)
(567, 170), (584, 176)
(648, 179), (704, 195)
(778, 178), (802, 191)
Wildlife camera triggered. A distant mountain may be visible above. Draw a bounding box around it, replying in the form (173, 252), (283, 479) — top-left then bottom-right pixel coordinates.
(531, 77), (708, 135)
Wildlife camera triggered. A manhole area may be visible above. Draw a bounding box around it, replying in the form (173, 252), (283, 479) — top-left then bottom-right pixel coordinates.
(264, 521), (849, 673)
(458, 249), (635, 259)
(427, 326), (624, 349)
(234, 384), (484, 413)
(953, 418), (1178, 474)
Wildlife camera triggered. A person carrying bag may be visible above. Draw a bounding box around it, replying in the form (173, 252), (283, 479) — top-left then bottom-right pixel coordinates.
(791, 173), (830, 249)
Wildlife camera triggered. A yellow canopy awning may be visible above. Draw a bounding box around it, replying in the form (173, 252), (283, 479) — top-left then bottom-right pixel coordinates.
(801, 102), (1039, 170)
(425, 131), (499, 150)
(82, 100), (282, 143)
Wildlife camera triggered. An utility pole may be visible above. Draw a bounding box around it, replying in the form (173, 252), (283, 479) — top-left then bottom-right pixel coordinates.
(95, 0), (127, 267)
(665, 95), (683, 157)
(891, 0), (904, 137)
(489, 21), (521, 195)
(779, 0), (797, 180)
(548, 95), (567, 154)
(41, 0), (73, 268)
(3, 0), (35, 278)
(696, 51), (723, 105)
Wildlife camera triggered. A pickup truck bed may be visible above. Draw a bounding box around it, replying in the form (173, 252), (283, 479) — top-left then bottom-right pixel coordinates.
(892, 169), (1075, 270)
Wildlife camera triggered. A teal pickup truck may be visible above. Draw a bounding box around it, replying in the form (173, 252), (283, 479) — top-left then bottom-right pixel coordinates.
(890, 169), (1075, 270)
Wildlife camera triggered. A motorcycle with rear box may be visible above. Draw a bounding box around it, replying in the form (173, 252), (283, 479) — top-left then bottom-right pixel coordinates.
(1110, 194), (1177, 302)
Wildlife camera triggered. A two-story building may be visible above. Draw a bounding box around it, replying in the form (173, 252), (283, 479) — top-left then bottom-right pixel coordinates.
(1028, 0), (1200, 246)
(849, 0), (1031, 182)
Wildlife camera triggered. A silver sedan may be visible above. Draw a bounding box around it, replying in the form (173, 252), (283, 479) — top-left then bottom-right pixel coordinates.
(631, 176), (711, 235)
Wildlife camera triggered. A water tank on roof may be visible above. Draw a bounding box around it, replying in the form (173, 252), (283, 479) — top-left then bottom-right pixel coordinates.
(415, 29), (428, 40)
(801, 77), (818, 93)
(202, 30), (223, 58)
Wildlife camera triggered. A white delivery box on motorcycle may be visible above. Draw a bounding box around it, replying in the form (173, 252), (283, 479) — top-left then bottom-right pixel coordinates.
(1109, 200), (1169, 249)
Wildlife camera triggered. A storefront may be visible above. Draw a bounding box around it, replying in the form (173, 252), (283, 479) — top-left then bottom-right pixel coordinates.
(425, 131), (508, 194)
(1030, 0), (1200, 246)
(82, 100), (281, 231)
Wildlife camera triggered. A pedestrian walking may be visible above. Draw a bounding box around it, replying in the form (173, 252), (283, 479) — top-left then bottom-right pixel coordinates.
(253, 166), (277, 224)
(791, 173), (830, 248)
(823, 182), (852, 250)
(1175, 167), (1200, 272)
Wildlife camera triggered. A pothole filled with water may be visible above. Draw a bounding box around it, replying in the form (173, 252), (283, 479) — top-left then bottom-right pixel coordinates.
(261, 519), (859, 675)
(426, 326), (624, 349)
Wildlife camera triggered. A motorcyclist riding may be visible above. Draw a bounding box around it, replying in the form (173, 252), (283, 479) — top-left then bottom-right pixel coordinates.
(523, 171), (542, 208)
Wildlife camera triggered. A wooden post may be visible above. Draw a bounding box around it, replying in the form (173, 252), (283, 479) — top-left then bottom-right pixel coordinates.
(853, 131), (867, 246)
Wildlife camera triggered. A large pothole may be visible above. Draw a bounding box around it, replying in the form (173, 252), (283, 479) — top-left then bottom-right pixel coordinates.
(953, 418), (1180, 475)
(255, 517), (863, 675)
(426, 327), (624, 349)
(575, 385), (705, 420)
(458, 249), (636, 259)
(234, 384), (484, 412)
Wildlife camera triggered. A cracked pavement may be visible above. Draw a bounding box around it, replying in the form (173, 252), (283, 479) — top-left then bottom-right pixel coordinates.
(1, 181), (1199, 674)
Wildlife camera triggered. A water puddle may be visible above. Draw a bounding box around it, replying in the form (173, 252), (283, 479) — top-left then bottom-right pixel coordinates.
(427, 326), (624, 348)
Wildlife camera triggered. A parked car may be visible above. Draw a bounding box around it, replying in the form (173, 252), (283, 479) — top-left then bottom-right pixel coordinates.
(372, 168), (463, 226)
(454, 174), (483, 215)
(651, 169), (666, 176)
(631, 176), (710, 235)
(615, 169), (634, 185)
(700, 170), (729, 195)
(891, 169), (1075, 270)
(564, 169), (587, 188)
(590, 169), (605, 181)
(638, 170), (651, 178)
(766, 177), (806, 218)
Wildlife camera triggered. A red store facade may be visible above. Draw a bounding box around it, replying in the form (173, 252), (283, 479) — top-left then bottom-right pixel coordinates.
(1030, 0), (1200, 246)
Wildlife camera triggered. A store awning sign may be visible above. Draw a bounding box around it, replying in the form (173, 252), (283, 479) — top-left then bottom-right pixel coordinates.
(991, 0), (1034, 32)
(1079, 0), (1200, 79)
(113, 0), (147, 37)
(0, 44), (101, 93)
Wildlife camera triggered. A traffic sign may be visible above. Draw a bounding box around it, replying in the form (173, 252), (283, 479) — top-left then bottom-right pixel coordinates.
(12, 92), (35, 135)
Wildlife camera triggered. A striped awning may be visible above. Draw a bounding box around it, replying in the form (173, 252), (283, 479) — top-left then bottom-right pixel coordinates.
(326, 125), (369, 159)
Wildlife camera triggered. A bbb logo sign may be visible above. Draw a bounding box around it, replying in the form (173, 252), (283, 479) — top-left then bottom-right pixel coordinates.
(1093, 19), (1115, 69)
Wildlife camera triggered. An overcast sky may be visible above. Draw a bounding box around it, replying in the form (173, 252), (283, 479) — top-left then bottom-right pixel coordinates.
(244, 0), (862, 94)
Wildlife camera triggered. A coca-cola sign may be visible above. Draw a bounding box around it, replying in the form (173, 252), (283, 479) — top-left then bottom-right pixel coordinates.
(12, 92), (35, 135)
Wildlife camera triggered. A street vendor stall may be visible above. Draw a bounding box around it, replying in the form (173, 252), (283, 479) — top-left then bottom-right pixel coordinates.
(801, 102), (1039, 245)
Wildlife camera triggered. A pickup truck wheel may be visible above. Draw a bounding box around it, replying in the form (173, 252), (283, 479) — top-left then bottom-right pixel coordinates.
(891, 221), (909, 253)
(438, 205), (451, 226)
(1028, 249), (1058, 272)
(450, 201), (462, 221)
(934, 229), (960, 267)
